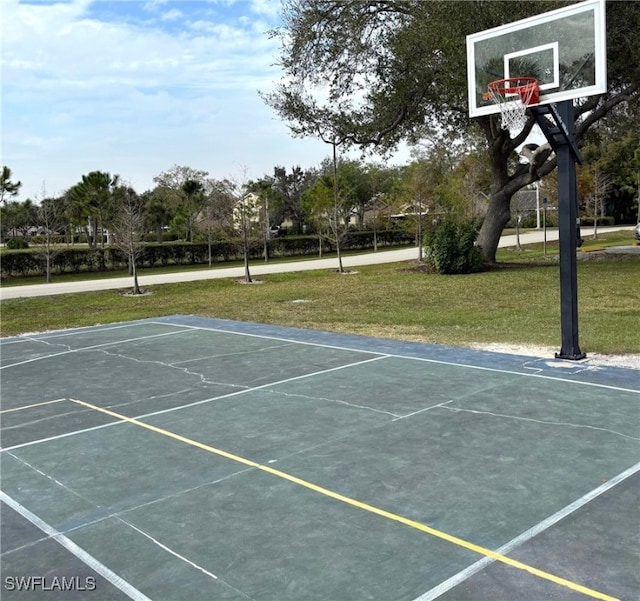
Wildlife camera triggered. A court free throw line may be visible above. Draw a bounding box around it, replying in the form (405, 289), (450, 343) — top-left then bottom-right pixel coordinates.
(70, 397), (619, 601)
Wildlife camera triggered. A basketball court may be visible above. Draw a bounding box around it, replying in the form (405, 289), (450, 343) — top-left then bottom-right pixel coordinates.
(3, 2), (637, 600)
(1, 315), (638, 600)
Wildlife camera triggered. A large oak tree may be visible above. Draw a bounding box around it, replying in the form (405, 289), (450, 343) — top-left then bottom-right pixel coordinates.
(264, 0), (640, 261)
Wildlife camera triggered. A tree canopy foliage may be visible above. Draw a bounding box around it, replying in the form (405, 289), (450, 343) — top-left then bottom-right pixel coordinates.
(67, 171), (120, 248)
(1, 166), (22, 204)
(264, 0), (640, 261)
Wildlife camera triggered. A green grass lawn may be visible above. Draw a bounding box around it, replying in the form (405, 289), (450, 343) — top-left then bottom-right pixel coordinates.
(2, 233), (638, 355)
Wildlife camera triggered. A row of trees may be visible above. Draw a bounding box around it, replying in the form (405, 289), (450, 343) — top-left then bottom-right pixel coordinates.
(3, 120), (638, 252)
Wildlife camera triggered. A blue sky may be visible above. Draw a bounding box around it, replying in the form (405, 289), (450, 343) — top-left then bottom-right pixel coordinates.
(2, 0), (408, 200)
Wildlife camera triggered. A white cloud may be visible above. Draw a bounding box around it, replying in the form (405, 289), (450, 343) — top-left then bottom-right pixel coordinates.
(143, 0), (169, 11)
(1, 0), (401, 199)
(249, 0), (281, 19)
(161, 8), (183, 21)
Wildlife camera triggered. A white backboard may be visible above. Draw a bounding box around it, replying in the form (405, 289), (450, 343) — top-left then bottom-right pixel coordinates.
(467, 0), (606, 118)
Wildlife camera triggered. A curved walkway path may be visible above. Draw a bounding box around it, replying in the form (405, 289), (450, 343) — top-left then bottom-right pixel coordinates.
(1, 226), (634, 300)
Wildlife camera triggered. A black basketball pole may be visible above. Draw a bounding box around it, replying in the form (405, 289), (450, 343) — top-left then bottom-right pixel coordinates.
(530, 100), (585, 359)
(553, 101), (585, 360)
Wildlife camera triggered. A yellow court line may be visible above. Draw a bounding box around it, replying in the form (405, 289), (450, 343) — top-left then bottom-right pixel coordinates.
(70, 398), (618, 601)
(0, 398), (68, 414)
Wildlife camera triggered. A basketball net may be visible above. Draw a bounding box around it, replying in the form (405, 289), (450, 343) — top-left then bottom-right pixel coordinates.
(485, 78), (540, 134)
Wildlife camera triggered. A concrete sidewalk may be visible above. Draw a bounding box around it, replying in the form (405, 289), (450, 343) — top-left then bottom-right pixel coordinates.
(1, 226), (633, 300)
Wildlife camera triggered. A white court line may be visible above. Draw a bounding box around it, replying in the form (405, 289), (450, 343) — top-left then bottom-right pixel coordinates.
(110, 354), (390, 422)
(413, 461), (640, 601)
(0, 321), (169, 344)
(443, 406), (640, 441)
(1, 355), (390, 453)
(393, 400), (454, 421)
(0, 329), (191, 370)
(0, 491), (152, 601)
(4, 318), (638, 394)
(1, 420), (126, 453)
(152, 320), (640, 394)
(118, 518), (218, 582)
(2, 319), (636, 451)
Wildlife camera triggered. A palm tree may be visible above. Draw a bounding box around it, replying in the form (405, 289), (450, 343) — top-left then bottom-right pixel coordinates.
(143, 188), (174, 243)
(1, 166), (22, 204)
(181, 179), (205, 242)
(68, 171), (119, 248)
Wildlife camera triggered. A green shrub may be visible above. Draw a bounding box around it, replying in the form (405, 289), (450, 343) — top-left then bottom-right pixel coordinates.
(1, 249), (39, 277)
(6, 238), (29, 249)
(424, 219), (484, 275)
(29, 235), (66, 246)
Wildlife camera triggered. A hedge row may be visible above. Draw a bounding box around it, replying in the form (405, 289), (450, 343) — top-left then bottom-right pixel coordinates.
(1, 230), (415, 279)
(579, 216), (616, 227)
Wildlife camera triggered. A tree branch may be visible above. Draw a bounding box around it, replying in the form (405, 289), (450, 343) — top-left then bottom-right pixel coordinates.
(576, 84), (640, 142)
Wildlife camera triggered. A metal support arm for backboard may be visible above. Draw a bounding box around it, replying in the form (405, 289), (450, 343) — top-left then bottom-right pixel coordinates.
(530, 103), (583, 165)
(531, 101), (586, 360)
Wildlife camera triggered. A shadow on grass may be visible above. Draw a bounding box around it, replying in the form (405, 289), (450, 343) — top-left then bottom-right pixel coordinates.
(399, 259), (559, 275)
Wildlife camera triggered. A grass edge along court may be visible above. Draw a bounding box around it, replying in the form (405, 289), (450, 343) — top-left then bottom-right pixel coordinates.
(1, 234), (639, 356)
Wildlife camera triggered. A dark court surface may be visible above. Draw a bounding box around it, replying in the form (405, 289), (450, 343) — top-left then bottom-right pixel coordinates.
(1, 316), (638, 601)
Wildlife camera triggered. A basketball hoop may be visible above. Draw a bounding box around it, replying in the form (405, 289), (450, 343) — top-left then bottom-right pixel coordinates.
(484, 77), (540, 133)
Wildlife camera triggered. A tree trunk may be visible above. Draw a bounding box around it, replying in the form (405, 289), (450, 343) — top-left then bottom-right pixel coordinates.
(243, 254), (252, 283)
(242, 226), (252, 283)
(476, 119), (535, 263)
(100, 217), (105, 249)
(132, 254), (141, 294)
(477, 193), (512, 263)
(332, 140), (344, 274)
(416, 203), (423, 262)
(45, 252), (52, 283)
(128, 250), (140, 294)
(87, 221), (95, 248)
